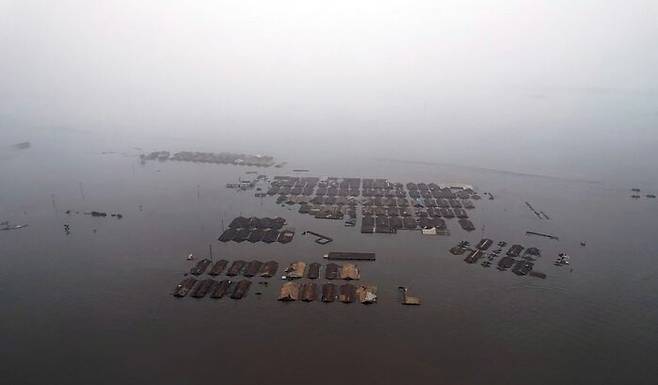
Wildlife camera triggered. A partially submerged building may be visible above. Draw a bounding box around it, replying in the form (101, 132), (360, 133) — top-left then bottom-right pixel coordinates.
(340, 263), (360, 280)
(356, 285), (377, 304)
(278, 282), (300, 301)
(284, 261), (306, 279)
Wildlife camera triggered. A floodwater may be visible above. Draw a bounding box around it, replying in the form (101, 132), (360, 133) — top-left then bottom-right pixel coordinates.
(2, 132), (658, 385)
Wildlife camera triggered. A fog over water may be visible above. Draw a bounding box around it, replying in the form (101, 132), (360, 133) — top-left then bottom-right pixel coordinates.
(2, 2), (658, 385)
(2, 1), (658, 182)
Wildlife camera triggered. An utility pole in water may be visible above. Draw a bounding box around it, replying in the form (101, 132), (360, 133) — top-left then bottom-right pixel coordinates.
(51, 193), (58, 216)
(79, 182), (86, 201)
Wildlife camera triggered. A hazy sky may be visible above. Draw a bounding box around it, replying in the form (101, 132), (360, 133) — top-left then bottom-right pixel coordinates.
(1, 1), (657, 178)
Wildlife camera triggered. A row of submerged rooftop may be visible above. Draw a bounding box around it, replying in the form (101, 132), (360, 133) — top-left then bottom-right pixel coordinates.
(172, 253), (417, 305)
(451, 239), (548, 279)
(140, 150), (275, 167)
(266, 176), (479, 198)
(261, 176), (481, 234)
(218, 216), (295, 243)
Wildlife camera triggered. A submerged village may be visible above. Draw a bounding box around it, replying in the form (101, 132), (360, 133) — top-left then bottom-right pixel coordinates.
(131, 149), (586, 306)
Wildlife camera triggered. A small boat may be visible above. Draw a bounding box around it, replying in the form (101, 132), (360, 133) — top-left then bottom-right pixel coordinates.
(0, 223), (29, 231)
(555, 253), (571, 266)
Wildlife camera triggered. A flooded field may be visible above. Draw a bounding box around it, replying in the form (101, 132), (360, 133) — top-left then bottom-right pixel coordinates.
(2, 133), (658, 385)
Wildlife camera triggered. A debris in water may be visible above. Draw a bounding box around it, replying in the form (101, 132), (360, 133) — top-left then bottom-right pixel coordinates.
(526, 231), (559, 240)
(302, 230), (333, 245)
(1, 221), (29, 231)
(398, 286), (421, 305)
(11, 141), (31, 150)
